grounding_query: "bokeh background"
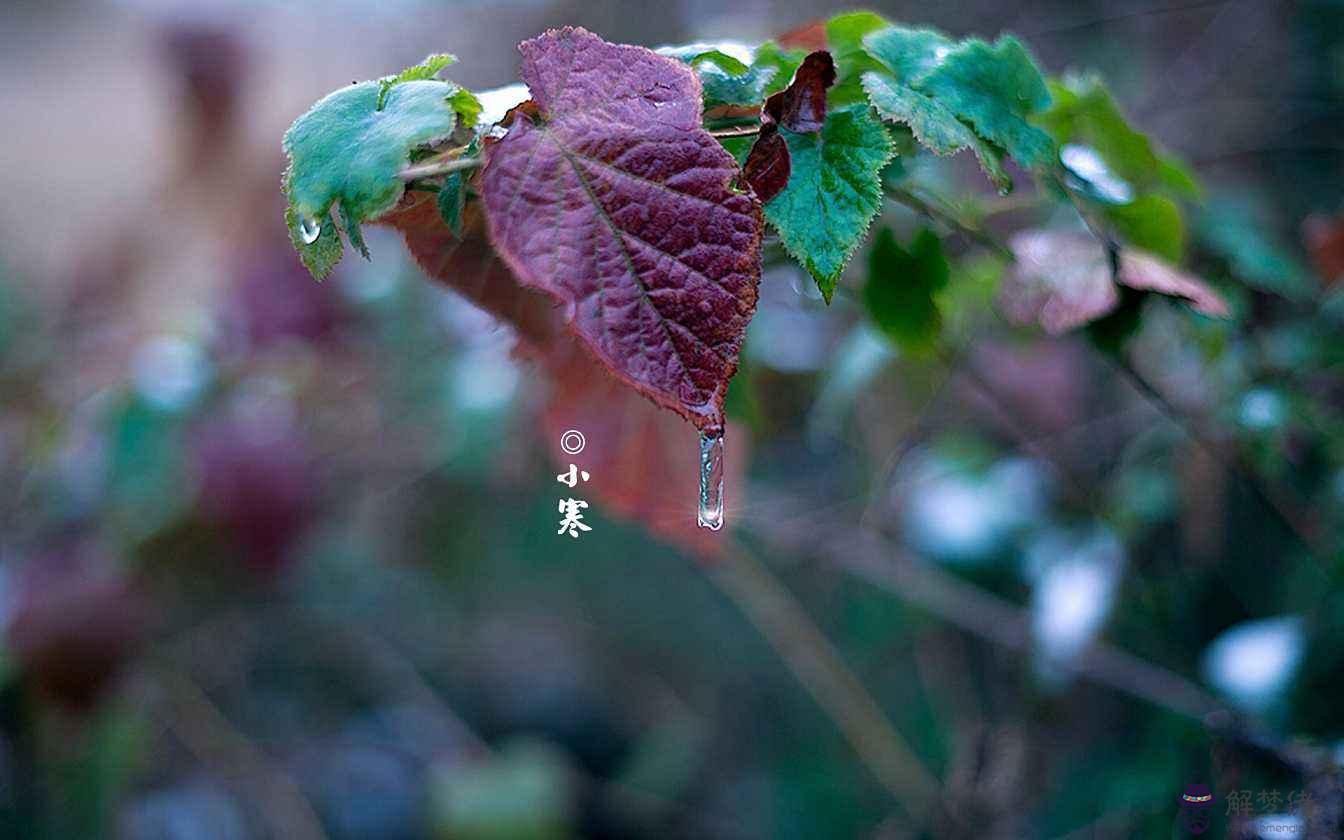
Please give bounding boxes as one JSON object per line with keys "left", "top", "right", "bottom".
{"left": 2, "top": 0, "right": 1344, "bottom": 837}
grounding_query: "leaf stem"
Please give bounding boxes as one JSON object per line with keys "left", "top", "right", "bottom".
{"left": 886, "top": 187, "right": 1014, "bottom": 260}
{"left": 708, "top": 125, "right": 762, "bottom": 139}
{"left": 397, "top": 155, "right": 482, "bottom": 181}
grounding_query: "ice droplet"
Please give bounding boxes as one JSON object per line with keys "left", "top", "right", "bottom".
{"left": 697, "top": 430, "right": 725, "bottom": 531}
{"left": 299, "top": 216, "right": 322, "bottom": 245}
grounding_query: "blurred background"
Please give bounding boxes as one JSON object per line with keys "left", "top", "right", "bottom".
{"left": 1, "top": 0, "right": 1344, "bottom": 837}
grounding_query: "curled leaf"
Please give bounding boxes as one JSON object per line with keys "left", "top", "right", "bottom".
{"left": 999, "top": 230, "right": 1228, "bottom": 334}
{"left": 377, "top": 53, "right": 456, "bottom": 109}
{"left": 283, "top": 77, "right": 463, "bottom": 276}
{"left": 480, "top": 28, "right": 762, "bottom": 432}
{"left": 741, "top": 123, "right": 791, "bottom": 202}
{"left": 763, "top": 50, "right": 835, "bottom": 133}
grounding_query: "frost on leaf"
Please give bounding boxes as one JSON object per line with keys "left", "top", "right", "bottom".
{"left": 480, "top": 27, "right": 763, "bottom": 432}
{"left": 999, "top": 230, "right": 1228, "bottom": 335}
{"left": 282, "top": 73, "right": 465, "bottom": 278}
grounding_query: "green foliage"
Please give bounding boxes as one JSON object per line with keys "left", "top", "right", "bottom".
{"left": 914, "top": 36, "right": 1054, "bottom": 169}
{"left": 283, "top": 77, "right": 465, "bottom": 276}
{"left": 862, "top": 72, "right": 1011, "bottom": 192}
{"left": 862, "top": 25, "right": 1053, "bottom": 190}
{"left": 450, "top": 87, "right": 484, "bottom": 127}
{"left": 377, "top": 53, "right": 457, "bottom": 109}
{"left": 1038, "top": 75, "right": 1198, "bottom": 200}
{"left": 824, "top": 11, "right": 890, "bottom": 103}
{"left": 751, "top": 41, "right": 808, "bottom": 95}
{"left": 762, "top": 104, "right": 894, "bottom": 301}
{"left": 666, "top": 44, "right": 802, "bottom": 110}
{"left": 864, "top": 227, "right": 949, "bottom": 354}
{"left": 437, "top": 171, "right": 465, "bottom": 237}
{"left": 284, "top": 202, "right": 343, "bottom": 280}
{"left": 1106, "top": 193, "right": 1186, "bottom": 262}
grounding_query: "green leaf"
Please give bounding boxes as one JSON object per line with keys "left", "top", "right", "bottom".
{"left": 438, "top": 170, "right": 465, "bottom": 237}
{"left": 284, "top": 202, "right": 343, "bottom": 280}
{"left": 862, "top": 72, "right": 1010, "bottom": 192}
{"left": 752, "top": 41, "right": 808, "bottom": 95}
{"left": 863, "top": 26, "right": 953, "bottom": 84}
{"left": 914, "top": 35, "right": 1054, "bottom": 169}
{"left": 382, "top": 53, "right": 456, "bottom": 86}
{"left": 283, "top": 78, "right": 461, "bottom": 276}
{"left": 449, "top": 87, "right": 483, "bottom": 127}
{"left": 339, "top": 201, "right": 369, "bottom": 259}
{"left": 864, "top": 227, "right": 948, "bottom": 354}
{"left": 662, "top": 44, "right": 792, "bottom": 111}
{"left": 1198, "top": 199, "right": 1313, "bottom": 299}
{"left": 1106, "top": 193, "right": 1185, "bottom": 262}
{"left": 1037, "top": 75, "right": 1199, "bottom": 200}
{"left": 824, "top": 11, "right": 890, "bottom": 104}
{"left": 764, "top": 104, "right": 894, "bottom": 301}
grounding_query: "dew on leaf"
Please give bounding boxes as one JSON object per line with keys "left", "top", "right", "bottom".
{"left": 299, "top": 215, "right": 322, "bottom": 245}
{"left": 698, "top": 429, "right": 725, "bottom": 531}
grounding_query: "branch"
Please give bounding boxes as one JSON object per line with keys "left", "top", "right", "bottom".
{"left": 398, "top": 155, "right": 482, "bottom": 181}
{"left": 744, "top": 493, "right": 1222, "bottom": 720}
{"left": 708, "top": 125, "right": 762, "bottom": 138}
{"left": 153, "top": 664, "right": 329, "bottom": 840}
{"left": 886, "top": 187, "right": 1014, "bottom": 260}
{"left": 706, "top": 545, "right": 946, "bottom": 822}
{"left": 1111, "top": 354, "right": 1332, "bottom": 561}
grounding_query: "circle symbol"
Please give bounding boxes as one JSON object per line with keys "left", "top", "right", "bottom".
{"left": 560, "top": 429, "right": 586, "bottom": 455}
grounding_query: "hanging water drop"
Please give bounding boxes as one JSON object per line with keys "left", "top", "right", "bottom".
{"left": 299, "top": 215, "right": 322, "bottom": 245}
{"left": 697, "top": 429, "right": 725, "bottom": 531}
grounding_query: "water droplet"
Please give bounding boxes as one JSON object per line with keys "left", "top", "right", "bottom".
{"left": 697, "top": 430, "right": 725, "bottom": 530}
{"left": 299, "top": 216, "right": 322, "bottom": 245}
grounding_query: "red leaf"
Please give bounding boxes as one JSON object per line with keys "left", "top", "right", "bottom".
{"left": 480, "top": 27, "right": 762, "bottom": 433}
{"left": 377, "top": 193, "right": 560, "bottom": 350}
{"left": 777, "top": 20, "right": 828, "bottom": 52}
{"left": 1303, "top": 213, "right": 1344, "bottom": 286}
{"left": 1116, "top": 249, "right": 1229, "bottom": 319}
{"left": 763, "top": 50, "right": 834, "bottom": 134}
{"left": 541, "top": 340, "right": 747, "bottom": 560}
{"left": 742, "top": 124, "right": 791, "bottom": 202}
{"left": 1000, "top": 231, "right": 1228, "bottom": 334}
{"left": 377, "top": 192, "right": 745, "bottom": 555}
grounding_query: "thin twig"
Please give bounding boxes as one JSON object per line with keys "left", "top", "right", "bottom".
{"left": 1111, "top": 354, "right": 1331, "bottom": 561}
{"left": 708, "top": 124, "right": 762, "bottom": 138}
{"left": 706, "top": 545, "right": 945, "bottom": 822}
{"left": 745, "top": 494, "right": 1223, "bottom": 720}
{"left": 153, "top": 664, "right": 329, "bottom": 840}
{"left": 886, "top": 187, "right": 1014, "bottom": 260}
{"left": 398, "top": 155, "right": 482, "bottom": 181}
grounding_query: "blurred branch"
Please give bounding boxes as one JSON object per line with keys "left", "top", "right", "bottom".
{"left": 744, "top": 493, "right": 1222, "bottom": 720}
{"left": 886, "top": 187, "right": 1014, "bottom": 260}
{"left": 1111, "top": 354, "right": 1332, "bottom": 561}
{"left": 152, "top": 664, "right": 329, "bottom": 840}
{"left": 708, "top": 545, "right": 946, "bottom": 823}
